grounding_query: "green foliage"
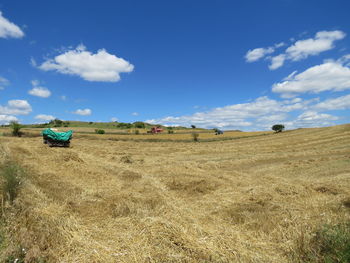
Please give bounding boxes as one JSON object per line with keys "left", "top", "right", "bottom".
{"left": 192, "top": 132, "right": 199, "bottom": 142}
{"left": 1, "top": 162, "right": 23, "bottom": 204}
{"left": 134, "top": 129, "right": 140, "bottom": 135}
{"left": 95, "top": 129, "right": 105, "bottom": 134}
{"left": 10, "top": 121, "right": 22, "bottom": 137}
{"left": 191, "top": 125, "right": 196, "bottom": 129}
{"left": 116, "top": 122, "right": 132, "bottom": 129}
{"left": 133, "top": 122, "right": 145, "bottom": 129}
{"left": 301, "top": 223, "right": 350, "bottom": 262}
{"left": 272, "top": 124, "right": 285, "bottom": 133}
{"left": 168, "top": 130, "right": 174, "bottom": 134}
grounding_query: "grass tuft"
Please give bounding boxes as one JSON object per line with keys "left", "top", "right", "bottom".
{"left": 0, "top": 162, "right": 23, "bottom": 204}
{"left": 299, "top": 222, "right": 350, "bottom": 263}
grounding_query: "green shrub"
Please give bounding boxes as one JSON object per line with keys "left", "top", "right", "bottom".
{"left": 192, "top": 132, "right": 199, "bottom": 142}
{"left": 1, "top": 162, "right": 23, "bottom": 204}
{"left": 133, "top": 122, "right": 145, "bottom": 129}
{"left": 134, "top": 129, "right": 140, "bottom": 135}
{"left": 95, "top": 129, "right": 105, "bottom": 134}
{"left": 10, "top": 121, "right": 22, "bottom": 137}
{"left": 168, "top": 130, "right": 174, "bottom": 134}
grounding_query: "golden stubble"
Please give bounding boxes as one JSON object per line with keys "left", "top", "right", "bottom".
{"left": 0, "top": 124, "right": 349, "bottom": 262}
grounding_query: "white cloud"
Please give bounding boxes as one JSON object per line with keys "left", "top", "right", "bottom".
{"left": 0, "top": 76, "right": 9, "bottom": 90}
{"left": 269, "top": 54, "right": 286, "bottom": 70}
{"left": 248, "top": 30, "right": 346, "bottom": 70}
{"left": 146, "top": 96, "right": 312, "bottom": 130}
{"left": 0, "top": 11, "right": 24, "bottom": 38}
{"left": 285, "top": 30, "right": 345, "bottom": 62}
{"left": 313, "top": 94, "right": 350, "bottom": 111}
{"left": 275, "top": 42, "right": 285, "bottom": 48}
{"left": 245, "top": 47, "right": 275, "bottom": 62}
{"left": 132, "top": 112, "right": 139, "bottom": 116}
{"left": 29, "top": 87, "right": 51, "bottom": 98}
{"left": 73, "top": 108, "right": 92, "bottom": 116}
{"left": 272, "top": 57, "right": 350, "bottom": 96}
{"left": 35, "top": 114, "right": 55, "bottom": 122}
{"left": 285, "top": 111, "right": 339, "bottom": 129}
{"left": 0, "top": 114, "right": 18, "bottom": 124}
{"left": 145, "top": 95, "right": 348, "bottom": 131}
{"left": 38, "top": 44, "right": 134, "bottom": 82}
{"left": 60, "top": 95, "right": 67, "bottom": 101}
{"left": 28, "top": 80, "right": 51, "bottom": 98}
{"left": 111, "top": 117, "right": 118, "bottom": 122}
{"left": 0, "top": 100, "right": 32, "bottom": 115}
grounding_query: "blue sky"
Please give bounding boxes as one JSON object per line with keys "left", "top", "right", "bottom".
{"left": 0, "top": 0, "right": 350, "bottom": 130}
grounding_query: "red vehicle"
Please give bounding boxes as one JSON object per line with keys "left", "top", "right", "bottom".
{"left": 149, "top": 126, "right": 163, "bottom": 134}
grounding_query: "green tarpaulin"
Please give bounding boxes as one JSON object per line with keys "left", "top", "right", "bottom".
{"left": 42, "top": 128, "right": 73, "bottom": 142}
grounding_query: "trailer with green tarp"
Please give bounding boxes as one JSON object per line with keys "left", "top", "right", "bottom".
{"left": 42, "top": 128, "right": 73, "bottom": 147}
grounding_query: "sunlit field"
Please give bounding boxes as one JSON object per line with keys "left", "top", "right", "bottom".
{"left": 0, "top": 124, "right": 349, "bottom": 262}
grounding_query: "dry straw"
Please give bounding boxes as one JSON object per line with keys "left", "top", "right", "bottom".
{"left": 0, "top": 124, "right": 349, "bottom": 262}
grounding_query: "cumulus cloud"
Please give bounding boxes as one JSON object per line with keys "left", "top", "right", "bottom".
{"left": 285, "top": 30, "right": 345, "bottom": 62}
{"left": 111, "top": 117, "right": 118, "bottom": 122}
{"left": 0, "top": 11, "right": 24, "bottom": 38}
{"left": 272, "top": 56, "right": 350, "bottom": 97}
{"left": 312, "top": 94, "right": 350, "bottom": 111}
{"left": 28, "top": 80, "right": 51, "bottom": 98}
{"left": 0, "top": 76, "right": 9, "bottom": 90}
{"left": 38, "top": 44, "right": 134, "bottom": 82}
{"left": 269, "top": 54, "right": 286, "bottom": 70}
{"left": 245, "top": 47, "right": 274, "bottom": 62}
{"left": 73, "top": 108, "right": 92, "bottom": 116}
{"left": 0, "top": 100, "right": 32, "bottom": 115}
{"left": 248, "top": 30, "right": 346, "bottom": 70}
{"left": 35, "top": 114, "right": 55, "bottom": 122}
{"left": 131, "top": 112, "right": 139, "bottom": 116}
{"left": 145, "top": 94, "right": 348, "bottom": 131}
{"left": 0, "top": 114, "right": 18, "bottom": 124}
{"left": 146, "top": 96, "right": 314, "bottom": 130}
{"left": 285, "top": 111, "right": 339, "bottom": 129}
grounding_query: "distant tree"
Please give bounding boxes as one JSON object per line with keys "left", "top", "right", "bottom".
{"left": 272, "top": 124, "right": 285, "bottom": 133}
{"left": 191, "top": 125, "right": 196, "bottom": 129}
{"left": 49, "top": 118, "right": 63, "bottom": 127}
{"left": 89, "top": 122, "right": 93, "bottom": 125}
{"left": 10, "top": 121, "right": 22, "bottom": 137}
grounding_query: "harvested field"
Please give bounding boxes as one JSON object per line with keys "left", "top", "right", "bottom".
{"left": 0, "top": 124, "right": 349, "bottom": 262}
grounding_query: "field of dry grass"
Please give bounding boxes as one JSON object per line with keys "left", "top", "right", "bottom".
{"left": 0, "top": 124, "right": 349, "bottom": 262}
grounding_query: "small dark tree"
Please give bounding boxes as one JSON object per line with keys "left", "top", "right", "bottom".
{"left": 191, "top": 125, "right": 196, "bottom": 129}
{"left": 272, "top": 124, "right": 285, "bottom": 133}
